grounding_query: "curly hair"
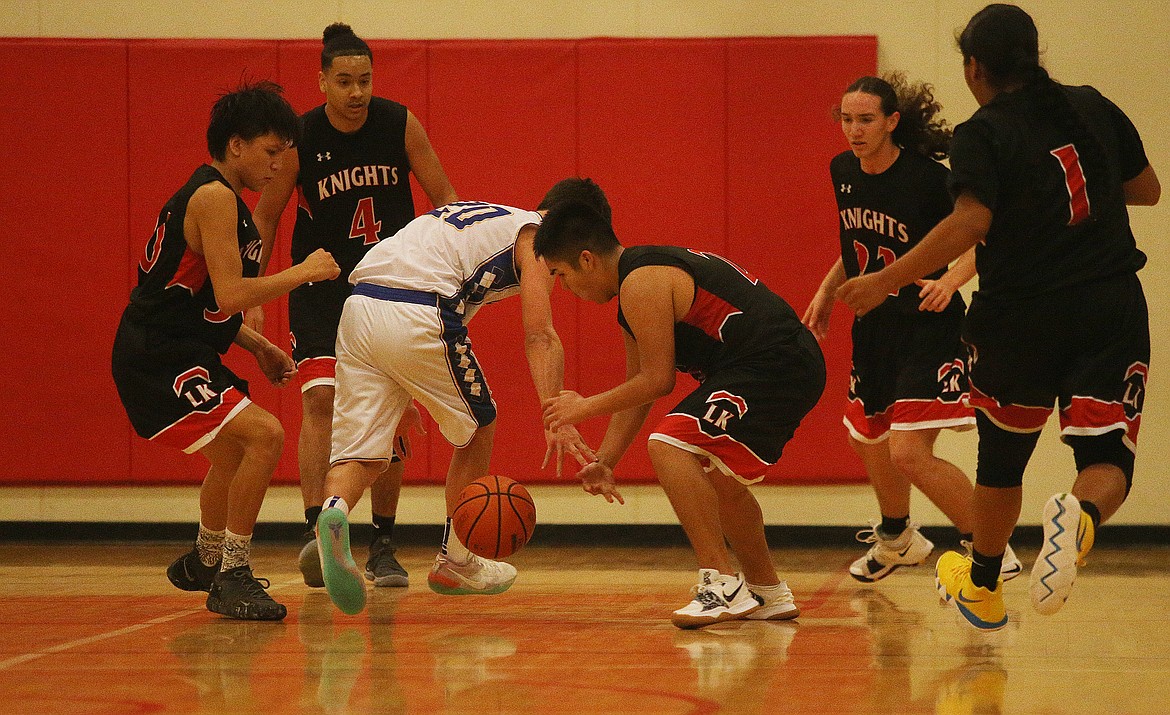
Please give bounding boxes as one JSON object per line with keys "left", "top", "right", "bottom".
{"left": 836, "top": 73, "right": 953, "bottom": 160}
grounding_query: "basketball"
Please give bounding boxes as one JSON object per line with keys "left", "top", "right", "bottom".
{"left": 451, "top": 475, "right": 536, "bottom": 559}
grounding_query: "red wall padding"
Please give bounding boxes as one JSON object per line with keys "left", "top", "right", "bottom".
{"left": 0, "top": 36, "right": 875, "bottom": 486}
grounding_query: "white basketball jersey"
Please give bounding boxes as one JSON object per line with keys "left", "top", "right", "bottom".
{"left": 349, "top": 202, "right": 541, "bottom": 323}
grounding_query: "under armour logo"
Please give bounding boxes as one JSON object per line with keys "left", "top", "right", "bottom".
{"left": 840, "top": 184, "right": 852, "bottom": 193}
{"left": 317, "top": 152, "right": 331, "bottom": 161}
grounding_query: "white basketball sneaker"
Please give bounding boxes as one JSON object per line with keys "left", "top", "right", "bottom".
{"left": 427, "top": 552, "right": 517, "bottom": 596}
{"left": 849, "top": 523, "right": 934, "bottom": 582}
{"left": 745, "top": 581, "right": 800, "bottom": 620}
{"left": 672, "top": 569, "right": 760, "bottom": 629}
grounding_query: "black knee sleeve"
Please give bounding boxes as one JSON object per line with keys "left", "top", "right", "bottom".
{"left": 974, "top": 411, "right": 1041, "bottom": 488}
{"left": 1066, "top": 431, "right": 1135, "bottom": 495}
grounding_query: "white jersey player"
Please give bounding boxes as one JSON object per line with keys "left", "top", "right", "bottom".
{"left": 313, "top": 182, "right": 608, "bottom": 615}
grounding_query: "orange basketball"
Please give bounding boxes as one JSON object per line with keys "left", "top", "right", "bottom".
{"left": 451, "top": 475, "right": 536, "bottom": 559}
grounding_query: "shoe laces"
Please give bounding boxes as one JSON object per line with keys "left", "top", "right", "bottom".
{"left": 229, "top": 568, "right": 274, "bottom": 600}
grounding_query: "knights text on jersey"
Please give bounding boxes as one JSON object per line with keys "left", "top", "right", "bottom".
{"left": 126, "top": 164, "right": 259, "bottom": 354}
{"left": 349, "top": 202, "right": 541, "bottom": 324}
{"left": 616, "top": 245, "right": 806, "bottom": 378}
{"left": 292, "top": 97, "right": 415, "bottom": 273}
{"left": 948, "top": 83, "right": 1149, "bottom": 299}
{"left": 830, "top": 149, "right": 957, "bottom": 314}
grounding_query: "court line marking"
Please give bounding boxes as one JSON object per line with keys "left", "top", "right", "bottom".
{"left": 0, "top": 578, "right": 303, "bottom": 672}
{"left": 0, "top": 607, "right": 206, "bottom": 671}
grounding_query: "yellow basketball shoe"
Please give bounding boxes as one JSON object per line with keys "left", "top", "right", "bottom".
{"left": 935, "top": 551, "right": 1008, "bottom": 631}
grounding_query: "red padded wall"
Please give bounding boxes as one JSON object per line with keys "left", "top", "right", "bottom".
{"left": 0, "top": 40, "right": 130, "bottom": 483}
{"left": 0, "top": 36, "right": 875, "bottom": 486}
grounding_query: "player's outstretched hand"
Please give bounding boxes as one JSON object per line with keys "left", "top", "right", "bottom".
{"left": 542, "top": 390, "right": 588, "bottom": 431}
{"left": 302, "top": 248, "right": 341, "bottom": 283}
{"left": 392, "top": 402, "right": 426, "bottom": 461}
{"left": 255, "top": 341, "right": 297, "bottom": 387}
{"left": 542, "top": 425, "right": 596, "bottom": 478}
{"left": 802, "top": 290, "right": 834, "bottom": 341}
{"left": 575, "top": 460, "right": 624, "bottom": 505}
{"left": 915, "top": 278, "right": 955, "bottom": 312}
{"left": 836, "top": 273, "right": 890, "bottom": 317}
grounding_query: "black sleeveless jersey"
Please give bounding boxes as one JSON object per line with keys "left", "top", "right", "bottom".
{"left": 616, "top": 245, "right": 805, "bottom": 380}
{"left": 830, "top": 149, "right": 959, "bottom": 315}
{"left": 292, "top": 97, "right": 415, "bottom": 275}
{"left": 949, "top": 83, "right": 1149, "bottom": 301}
{"left": 126, "top": 164, "right": 260, "bottom": 354}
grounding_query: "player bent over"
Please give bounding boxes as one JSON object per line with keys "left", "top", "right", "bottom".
{"left": 536, "top": 194, "right": 826, "bottom": 629}
{"left": 313, "top": 179, "right": 604, "bottom": 614}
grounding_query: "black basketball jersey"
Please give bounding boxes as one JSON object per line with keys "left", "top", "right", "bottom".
{"left": 126, "top": 164, "right": 259, "bottom": 354}
{"left": 831, "top": 149, "right": 958, "bottom": 315}
{"left": 292, "top": 97, "right": 415, "bottom": 274}
{"left": 616, "top": 245, "right": 805, "bottom": 380}
{"left": 949, "top": 83, "right": 1149, "bottom": 300}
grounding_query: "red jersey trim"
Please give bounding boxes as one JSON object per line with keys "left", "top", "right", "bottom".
{"left": 682, "top": 288, "right": 741, "bottom": 342}
{"left": 298, "top": 356, "right": 337, "bottom": 392}
{"left": 651, "top": 413, "right": 770, "bottom": 482}
{"left": 151, "top": 388, "right": 250, "bottom": 454}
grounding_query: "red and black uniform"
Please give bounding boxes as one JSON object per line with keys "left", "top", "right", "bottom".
{"left": 112, "top": 164, "right": 259, "bottom": 452}
{"left": 617, "top": 245, "right": 825, "bottom": 482}
{"left": 951, "top": 83, "right": 1150, "bottom": 449}
{"left": 831, "top": 149, "right": 975, "bottom": 441}
{"left": 290, "top": 97, "right": 416, "bottom": 388}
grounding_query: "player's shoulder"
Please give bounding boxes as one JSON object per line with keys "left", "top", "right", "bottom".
{"left": 369, "top": 96, "right": 408, "bottom": 117}
{"left": 187, "top": 178, "right": 237, "bottom": 215}
{"left": 830, "top": 150, "right": 859, "bottom": 175}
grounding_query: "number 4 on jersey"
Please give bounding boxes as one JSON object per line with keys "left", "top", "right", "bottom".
{"left": 349, "top": 196, "right": 383, "bottom": 245}
{"left": 1050, "top": 144, "right": 1091, "bottom": 225}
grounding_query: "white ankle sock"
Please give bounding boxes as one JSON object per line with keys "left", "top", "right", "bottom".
{"left": 221, "top": 529, "right": 252, "bottom": 571}
{"left": 323, "top": 496, "right": 350, "bottom": 515}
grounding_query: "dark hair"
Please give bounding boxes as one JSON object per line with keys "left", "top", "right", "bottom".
{"left": 533, "top": 201, "right": 621, "bottom": 267}
{"left": 959, "top": 3, "right": 1109, "bottom": 220}
{"left": 537, "top": 177, "right": 613, "bottom": 224}
{"left": 321, "top": 22, "right": 372, "bottom": 70}
{"left": 837, "top": 74, "right": 952, "bottom": 160}
{"left": 206, "top": 79, "right": 300, "bottom": 161}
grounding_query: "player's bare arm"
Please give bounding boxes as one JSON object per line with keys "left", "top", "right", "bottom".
{"left": 838, "top": 192, "right": 990, "bottom": 316}
{"left": 916, "top": 246, "right": 977, "bottom": 312}
{"left": 187, "top": 182, "right": 340, "bottom": 316}
{"left": 234, "top": 323, "right": 297, "bottom": 387}
{"left": 515, "top": 227, "right": 595, "bottom": 475}
{"left": 1124, "top": 164, "right": 1161, "bottom": 206}
{"left": 404, "top": 111, "right": 458, "bottom": 208}
{"left": 253, "top": 145, "right": 300, "bottom": 260}
{"left": 803, "top": 257, "right": 845, "bottom": 340}
{"left": 543, "top": 265, "right": 682, "bottom": 428}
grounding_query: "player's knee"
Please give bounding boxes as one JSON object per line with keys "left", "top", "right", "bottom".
{"left": 887, "top": 438, "right": 931, "bottom": 482}
{"left": 245, "top": 413, "right": 285, "bottom": 464}
{"left": 973, "top": 411, "right": 1038, "bottom": 489}
{"left": 1067, "top": 431, "right": 1135, "bottom": 494}
{"left": 302, "top": 386, "right": 335, "bottom": 423}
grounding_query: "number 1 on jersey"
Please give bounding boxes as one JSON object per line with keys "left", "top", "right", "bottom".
{"left": 1050, "top": 144, "right": 1091, "bottom": 226}
{"left": 350, "top": 196, "right": 382, "bottom": 245}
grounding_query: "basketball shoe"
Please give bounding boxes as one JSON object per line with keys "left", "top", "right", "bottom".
{"left": 167, "top": 548, "right": 220, "bottom": 592}
{"left": 935, "top": 551, "right": 1007, "bottom": 631}
{"left": 317, "top": 507, "right": 367, "bottom": 615}
{"left": 427, "top": 552, "right": 517, "bottom": 596}
{"left": 1029, "top": 493, "right": 1094, "bottom": 615}
{"left": 960, "top": 540, "right": 1023, "bottom": 581}
{"left": 849, "top": 523, "right": 934, "bottom": 582}
{"left": 366, "top": 536, "right": 409, "bottom": 587}
{"left": 205, "top": 566, "right": 287, "bottom": 621}
{"left": 672, "top": 569, "right": 761, "bottom": 629}
{"left": 744, "top": 581, "right": 800, "bottom": 620}
{"left": 299, "top": 536, "right": 325, "bottom": 588}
